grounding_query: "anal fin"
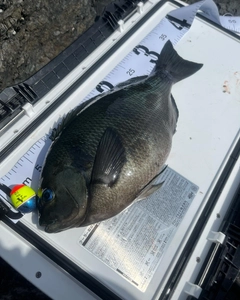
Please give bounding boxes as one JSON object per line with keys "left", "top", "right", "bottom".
{"left": 135, "top": 165, "right": 168, "bottom": 201}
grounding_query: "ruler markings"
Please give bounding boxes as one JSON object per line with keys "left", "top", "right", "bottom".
{"left": 23, "top": 155, "right": 33, "bottom": 164}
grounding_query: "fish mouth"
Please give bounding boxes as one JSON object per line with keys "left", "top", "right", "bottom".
{"left": 39, "top": 216, "right": 58, "bottom": 233}
{"left": 45, "top": 223, "right": 63, "bottom": 233}
{"left": 41, "top": 212, "right": 86, "bottom": 233}
{"left": 38, "top": 202, "right": 86, "bottom": 233}
{"left": 39, "top": 217, "right": 72, "bottom": 233}
{"left": 38, "top": 182, "right": 87, "bottom": 233}
{"left": 44, "top": 221, "right": 58, "bottom": 233}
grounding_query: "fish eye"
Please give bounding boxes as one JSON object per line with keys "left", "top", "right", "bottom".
{"left": 42, "top": 188, "right": 55, "bottom": 202}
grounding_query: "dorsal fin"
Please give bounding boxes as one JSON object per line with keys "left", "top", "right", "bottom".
{"left": 50, "top": 75, "right": 150, "bottom": 142}
{"left": 115, "top": 75, "right": 148, "bottom": 89}
{"left": 50, "top": 97, "right": 96, "bottom": 141}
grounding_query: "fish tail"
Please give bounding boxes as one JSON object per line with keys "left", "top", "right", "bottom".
{"left": 156, "top": 40, "right": 203, "bottom": 83}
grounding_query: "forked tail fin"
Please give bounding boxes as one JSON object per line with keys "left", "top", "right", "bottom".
{"left": 156, "top": 40, "right": 203, "bottom": 83}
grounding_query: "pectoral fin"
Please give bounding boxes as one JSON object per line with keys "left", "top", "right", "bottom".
{"left": 91, "top": 127, "right": 126, "bottom": 187}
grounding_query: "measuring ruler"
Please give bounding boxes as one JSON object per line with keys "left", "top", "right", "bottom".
{"left": 0, "top": 0, "right": 240, "bottom": 219}
{"left": 67, "top": 0, "right": 240, "bottom": 100}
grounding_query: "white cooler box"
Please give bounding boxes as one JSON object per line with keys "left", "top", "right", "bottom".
{"left": 0, "top": 0, "right": 240, "bottom": 299}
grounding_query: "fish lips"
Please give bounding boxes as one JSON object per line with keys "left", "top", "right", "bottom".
{"left": 38, "top": 203, "right": 85, "bottom": 233}
{"left": 39, "top": 217, "right": 59, "bottom": 233}
{"left": 38, "top": 186, "right": 87, "bottom": 233}
{"left": 39, "top": 216, "right": 77, "bottom": 233}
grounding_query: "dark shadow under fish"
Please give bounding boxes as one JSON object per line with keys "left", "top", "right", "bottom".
{"left": 37, "top": 40, "right": 203, "bottom": 233}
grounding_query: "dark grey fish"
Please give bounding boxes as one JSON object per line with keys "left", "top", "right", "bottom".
{"left": 37, "top": 41, "right": 203, "bottom": 233}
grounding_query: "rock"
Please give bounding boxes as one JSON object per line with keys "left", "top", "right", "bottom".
{"left": 0, "top": 0, "right": 237, "bottom": 92}
{"left": 0, "top": 0, "right": 102, "bottom": 92}
{"left": 185, "top": 0, "right": 240, "bottom": 15}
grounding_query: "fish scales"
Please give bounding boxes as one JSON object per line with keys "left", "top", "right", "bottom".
{"left": 84, "top": 82, "right": 175, "bottom": 224}
{"left": 38, "top": 41, "right": 203, "bottom": 233}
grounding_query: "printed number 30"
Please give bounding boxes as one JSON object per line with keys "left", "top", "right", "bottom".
{"left": 159, "top": 34, "right": 167, "bottom": 40}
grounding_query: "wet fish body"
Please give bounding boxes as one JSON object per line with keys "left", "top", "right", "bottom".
{"left": 38, "top": 41, "right": 203, "bottom": 233}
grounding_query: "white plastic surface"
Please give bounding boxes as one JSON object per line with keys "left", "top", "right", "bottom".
{"left": 207, "top": 231, "right": 226, "bottom": 244}
{"left": 0, "top": 1, "right": 240, "bottom": 300}
{"left": 184, "top": 281, "right": 202, "bottom": 298}
{"left": 0, "top": 223, "right": 99, "bottom": 300}
{"left": 171, "top": 153, "right": 240, "bottom": 300}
